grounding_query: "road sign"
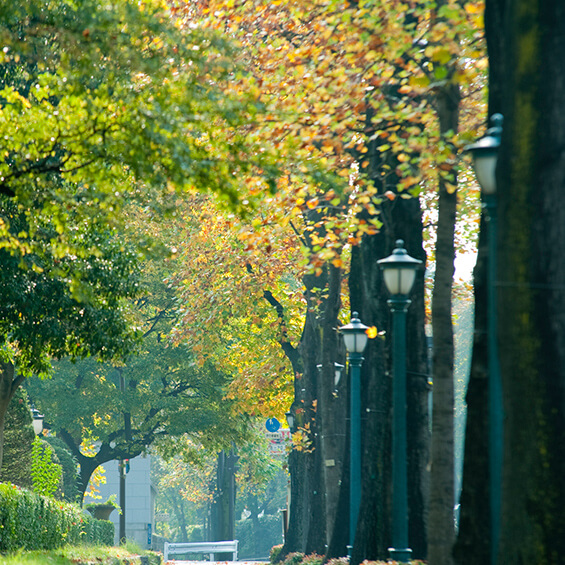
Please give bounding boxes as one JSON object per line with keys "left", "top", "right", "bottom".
{"left": 266, "top": 418, "right": 281, "bottom": 432}
{"left": 266, "top": 429, "right": 291, "bottom": 457}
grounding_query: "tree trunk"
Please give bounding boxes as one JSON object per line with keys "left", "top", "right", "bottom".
{"left": 282, "top": 438, "right": 308, "bottom": 556}
{"left": 454, "top": 0, "right": 504, "bottom": 560}
{"left": 211, "top": 449, "right": 237, "bottom": 549}
{"left": 282, "top": 267, "right": 327, "bottom": 557}
{"left": 496, "top": 1, "right": 565, "bottom": 561}
{"left": 318, "top": 263, "right": 347, "bottom": 550}
{"left": 458, "top": 1, "right": 565, "bottom": 562}
{"left": 428, "top": 79, "right": 460, "bottom": 565}
{"left": 453, "top": 225, "right": 490, "bottom": 565}
{"left": 169, "top": 492, "right": 190, "bottom": 542}
{"left": 349, "top": 195, "right": 429, "bottom": 563}
{"left": 302, "top": 269, "right": 328, "bottom": 555}
{"left": 249, "top": 495, "right": 260, "bottom": 557}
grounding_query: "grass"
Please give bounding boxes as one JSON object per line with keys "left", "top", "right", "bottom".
{"left": 0, "top": 545, "right": 156, "bottom": 565}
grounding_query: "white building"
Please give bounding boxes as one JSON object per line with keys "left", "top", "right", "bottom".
{"left": 84, "top": 454, "right": 157, "bottom": 549}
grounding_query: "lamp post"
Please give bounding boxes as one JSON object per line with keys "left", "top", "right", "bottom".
{"left": 465, "top": 113, "right": 503, "bottom": 565}
{"left": 378, "top": 239, "right": 422, "bottom": 564}
{"left": 340, "top": 312, "right": 369, "bottom": 555}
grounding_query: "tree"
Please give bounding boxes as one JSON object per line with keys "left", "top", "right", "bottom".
{"left": 0, "top": 0, "right": 279, "bottom": 469}
{"left": 173, "top": 2, "right": 488, "bottom": 561}
{"left": 28, "top": 271, "right": 251, "bottom": 501}
{"left": 151, "top": 430, "right": 283, "bottom": 548}
{"left": 456, "top": 0, "right": 565, "bottom": 563}
{"left": 152, "top": 443, "right": 217, "bottom": 543}
{"left": 0, "top": 212, "right": 141, "bottom": 469}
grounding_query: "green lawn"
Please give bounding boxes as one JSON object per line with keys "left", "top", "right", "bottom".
{"left": 0, "top": 545, "right": 159, "bottom": 565}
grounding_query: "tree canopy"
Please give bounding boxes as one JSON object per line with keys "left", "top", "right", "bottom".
{"left": 27, "top": 258, "right": 252, "bottom": 499}
{"left": 0, "top": 0, "right": 283, "bottom": 468}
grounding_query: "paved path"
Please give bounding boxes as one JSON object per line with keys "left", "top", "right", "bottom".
{"left": 164, "top": 562, "right": 269, "bottom": 565}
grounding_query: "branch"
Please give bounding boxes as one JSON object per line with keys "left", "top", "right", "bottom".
{"left": 245, "top": 262, "right": 301, "bottom": 371}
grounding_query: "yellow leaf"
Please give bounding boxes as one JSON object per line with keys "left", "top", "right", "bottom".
{"left": 465, "top": 2, "right": 483, "bottom": 14}
{"left": 366, "top": 326, "right": 378, "bottom": 339}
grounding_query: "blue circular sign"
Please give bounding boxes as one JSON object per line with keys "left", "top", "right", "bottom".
{"left": 266, "top": 418, "right": 281, "bottom": 432}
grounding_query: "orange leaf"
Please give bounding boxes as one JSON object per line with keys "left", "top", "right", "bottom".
{"left": 366, "top": 326, "right": 378, "bottom": 339}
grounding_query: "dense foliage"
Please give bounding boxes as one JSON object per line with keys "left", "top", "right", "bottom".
{"left": 1, "top": 388, "right": 34, "bottom": 488}
{"left": 0, "top": 483, "right": 113, "bottom": 550}
{"left": 31, "top": 437, "right": 63, "bottom": 498}
{"left": 0, "top": 0, "right": 279, "bottom": 468}
{"left": 44, "top": 437, "right": 81, "bottom": 503}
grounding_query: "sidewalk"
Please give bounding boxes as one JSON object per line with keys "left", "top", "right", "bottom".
{"left": 164, "top": 562, "right": 269, "bottom": 565}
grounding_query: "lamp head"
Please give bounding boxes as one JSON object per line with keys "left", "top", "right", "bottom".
{"left": 465, "top": 113, "right": 503, "bottom": 195}
{"left": 31, "top": 407, "right": 44, "bottom": 435}
{"left": 285, "top": 411, "right": 295, "bottom": 430}
{"left": 340, "top": 312, "right": 369, "bottom": 354}
{"left": 377, "top": 240, "right": 422, "bottom": 296}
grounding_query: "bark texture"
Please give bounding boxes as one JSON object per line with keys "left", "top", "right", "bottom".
{"left": 457, "top": 0, "right": 565, "bottom": 563}
{"left": 497, "top": 1, "right": 565, "bottom": 561}
{"left": 318, "top": 263, "right": 347, "bottom": 550}
{"left": 428, "top": 75, "right": 460, "bottom": 565}
{"left": 349, "top": 196, "right": 429, "bottom": 563}
{"left": 453, "top": 0, "right": 504, "bottom": 560}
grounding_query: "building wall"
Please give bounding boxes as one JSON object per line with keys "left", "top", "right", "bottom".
{"left": 84, "top": 454, "right": 156, "bottom": 549}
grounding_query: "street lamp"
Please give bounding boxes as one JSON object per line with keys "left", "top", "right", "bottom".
{"left": 378, "top": 239, "right": 422, "bottom": 564}
{"left": 466, "top": 113, "right": 503, "bottom": 565}
{"left": 31, "top": 406, "right": 44, "bottom": 435}
{"left": 465, "top": 114, "right": 503, "bottom": 198}
{"left": 340, "top": 312, "right": 369, "bottom": 555}
{"left": 285, "top": 411, "right": 295, "bottom": 431}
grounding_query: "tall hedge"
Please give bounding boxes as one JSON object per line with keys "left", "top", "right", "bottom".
{"left": 45, "top": 437, "right": 81, "bottom": 502}
{"left": 1, "top": 389, "right": 35, "bottom": 488}
{"left": 0, "top": 483, "right": 113, "bottom": 550}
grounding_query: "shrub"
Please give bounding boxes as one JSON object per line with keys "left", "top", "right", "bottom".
{"left": 362, "top": 561, "right": 428, "bottom": 565}
{"left": 326, "top": 559, "right": 349, "bottom": 565}
{"left": 31, "top": 438, "right": 63, "bottom": 498}
{"left": 1, "top": 388, "right": 34, "bottom": 489}
{"left": 301, "top": 554, "right": 325, "bottom": 565}
{"left": 270, "top": 544, "right": 283, "bottom": 563}
{"left": 45, "top": 437, "right": 81, "bottom": 502}
{"left": 282, "top": 552, "right": 306, "bottom": 565}
{"left": 0, "top": 482, "right": 114, "bottom": 551}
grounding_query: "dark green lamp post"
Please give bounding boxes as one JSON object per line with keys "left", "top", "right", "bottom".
{"left": 466, "top": 113, "right": 503, "bottom": 565}
{"left": 378, "top": 239, "right": 422, "bottom": 564}
{"left": 340, "top": 312, "right": 369, "bottom": 555}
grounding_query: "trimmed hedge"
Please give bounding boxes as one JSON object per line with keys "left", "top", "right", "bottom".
{"left": 0, "top": 483, "right": 114, "bottom": 551}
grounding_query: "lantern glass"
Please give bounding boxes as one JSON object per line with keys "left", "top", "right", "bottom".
{"left": 286, "top": 411, "right": 295, "bottom": 430}
{"left": 383, "top": 267, "right": 417, "bottom": 296}
{"left": 342, "top": 331, "right": 368, "bottom": 354}
{"left": 32, "top": 415, "right": 44, "bottom": 435}
{"left": 473, "top": 152, "right": 497, "bottom": 195}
